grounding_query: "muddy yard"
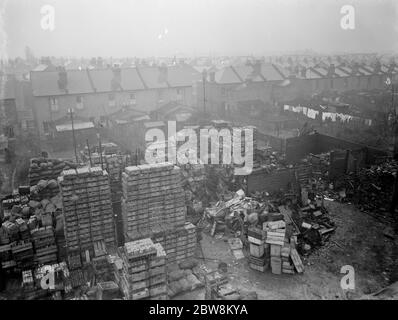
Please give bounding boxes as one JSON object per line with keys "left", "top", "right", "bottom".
{"left": 177, "top": 200, "right": 398, "bottom": 300}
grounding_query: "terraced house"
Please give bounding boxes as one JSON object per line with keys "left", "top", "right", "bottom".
{"left": 29, "top": 64, "right": 200, "bottom": 137}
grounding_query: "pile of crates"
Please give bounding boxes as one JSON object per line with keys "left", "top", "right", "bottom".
{"left": 263, "top": 219, "right": 304, "bottom": 275}
{"left": 59, "top": 167, "right": 116, "bottom": 266}
{"left": 118, "top": 239, "right": 167, "bottom": 300}
{"left": 31, "top": 226, "right": 58, "bottom": 265}
{"left": 248, "top": 227, "right": 268, "bottom": 272}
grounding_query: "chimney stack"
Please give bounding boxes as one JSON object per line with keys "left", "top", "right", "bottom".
{"left": 57, "top": 66, "right": 68, "bottom": 91}
{"left": 328, "top": 64, "right": 336, "bottom": 77}
{"left": 158, "top": 64, "right": 168, "bottom": 83}
{"left": 300, "top": 67, "right": 307, "bottom": 78}
{"left": 111, "top": 65, "right": 122, "bottom": 91}
{"left": 209, "top": 71, "right": 215, "bottom": 82}
{"left": 252, "top": 60, "right": 262, "bottom": 76}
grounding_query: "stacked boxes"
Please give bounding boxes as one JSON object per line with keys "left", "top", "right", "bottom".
{"left": 248, "top": 227, "right": 268, "bottom": 272}
{"left": 264, "top": 220, "right": 286, "bottom": 275}
{"left": 121, "top": 162, "right": 196, "bottom": 264}
{"left": 31, "top": 226, "right": 58, "bottom": 265}
{"left": 122, "top": 163, "right": 186, "bottom": 235}
{"left": 118, "top": 239, "right": 167, "bottom": 300}
{"left": 11, "top": 240, "right": 34, "bottom": 268}
{"left": 150, "top": 222, "right": 196, "bottom": 263}
{"left": 59, "top": 167, "right": 116, "bottom": 265}
{"left": 263, "top": 219, "right": 304, "bottom": 275}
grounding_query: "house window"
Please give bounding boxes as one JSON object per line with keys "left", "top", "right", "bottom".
{"left": 221, "top": 88, "right": 226, "bottom": 96}
{"left": 129, "top": 93, "right": 136, "bottom": 105}
{"left": 50, "top": 97, "right": 59, "bottom": 112}
{"left": 76, "top": 96, "right": 84, "bottom": 110}
{"left": 108, "top": 93, "right": 116, "bottom": 107}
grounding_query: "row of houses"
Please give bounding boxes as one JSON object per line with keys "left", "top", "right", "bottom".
{"left": 1, "top": 57, "right": 398, "bottom": 148}
{"left": 197, "top": 60, "right": 398, "bottom": 119}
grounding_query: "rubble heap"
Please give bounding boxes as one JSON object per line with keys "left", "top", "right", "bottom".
{"left": 336, "top": 160, "right": 397, "bottom": 215}
{"left": 59, "top": 167, "right": 116, "bottom": 266}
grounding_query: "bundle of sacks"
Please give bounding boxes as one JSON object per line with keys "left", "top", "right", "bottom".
{"left": 167, "top": 258, "right": 204, "bottom": 298}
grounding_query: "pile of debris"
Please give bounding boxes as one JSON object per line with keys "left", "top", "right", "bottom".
{"left": 334, "top": 160, "right": 397, "bottom": 216}
{"left": 254, "top": 147, "right": 286, "bottom": 173}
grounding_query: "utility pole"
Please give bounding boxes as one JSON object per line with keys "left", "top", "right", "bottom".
{"left": 388, "top": 80, "right": 398, "bottom": 224}
{"left": 68, "top": 108, "right": 79, "bottom": 163}
{"left": 86, "top": 139, "right": 92, "bottom": 167}
{"left": 97, "top": 127, "right": 104, "bottom": 170}
{"left": 202, "top": 70, "right": 207, "bottom": 114}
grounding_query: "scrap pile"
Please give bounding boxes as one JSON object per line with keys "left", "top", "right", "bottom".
{"left": 122, "top": 163, "right": 197, "bottom": 264}
{"left": 254, "top": 147, "right": 286, "bottom": 172}
{"left": 118, "top": 239, "right": 167, "bottom": 300}
{"left": 335, "top": 160, "right": 397, "bottom": 216}
{"left": 59, "top": 167, "right": 116, "bottom": 267}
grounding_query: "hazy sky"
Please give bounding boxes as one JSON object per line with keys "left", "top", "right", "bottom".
{"left": 1, "top": 0, "right": 398, "bottom": 58}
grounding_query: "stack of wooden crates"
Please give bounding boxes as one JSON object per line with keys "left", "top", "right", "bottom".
{"left": 118, "top": 238, "right": 167, "bottom": 300}
{"left": 122, "top": 163, "right": 186, "bottom": 234}
{"left": 58, "top": 167, "right": 116, "bottom": 267}
{"left": 248, "top": 227, "right": 268, "bottom": 272}
{"left": 121, "top": 163, "right": 196, "bottom": 263}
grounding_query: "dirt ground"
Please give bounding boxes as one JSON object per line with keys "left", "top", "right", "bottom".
{"left": 177, "top": 200, "right": 398, "bottom": 300}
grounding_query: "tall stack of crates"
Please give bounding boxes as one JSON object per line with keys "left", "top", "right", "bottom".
{"left": 263, "top": 218, "right": 304, "bottom": 275}
{"left": 31, "top": 226, "right": 58, "bottom": 265}
{"left": 118, "top": 239, "right": 167, "bottom": 300}
{"left": 264, "top": 220, "right": 286, "bottom": 275}
{"left": 248, "top": 227, "right": 268, "bottom": 272}
{"left": 59, "top": 167, "right": 116, "bottom": 266}
{"left": 121, "top": 163, "right": 186, "bottom": 235}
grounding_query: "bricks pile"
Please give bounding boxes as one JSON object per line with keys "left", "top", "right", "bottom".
{"left": 121, "top": 163, "right": 186, "bottom": 235}
{"left": 118, "top": 238, "right": 167, "bottom": 300}
{"left": 58, "top": 167, "right": 116, "bottom": 266}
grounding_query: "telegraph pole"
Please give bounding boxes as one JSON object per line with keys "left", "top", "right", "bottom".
{"left": 68, "top": 108, "right": 79, "bottom": 163}
{"left": 202, "top": 70, "right": 207, "bottom": 114}
{"left": 388, "top": 79, "right": 398, "bottom": 225}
